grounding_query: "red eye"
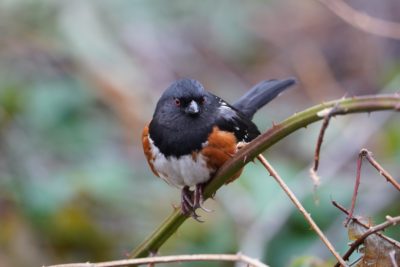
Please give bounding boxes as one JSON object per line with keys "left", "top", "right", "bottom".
{"left": 200, "top": 97, "right": 206, "bottom": 104}
{"left": 174, "top": 98, "right": 181, "bottom": 107}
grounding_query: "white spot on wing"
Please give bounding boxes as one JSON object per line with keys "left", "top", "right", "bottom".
{"left": 218, "top": 101, "right": 237, "bottom": 120}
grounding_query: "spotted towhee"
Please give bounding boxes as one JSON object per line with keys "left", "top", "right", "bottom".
{"left": 142, "top": 78, "right": 296, "bottom": 220}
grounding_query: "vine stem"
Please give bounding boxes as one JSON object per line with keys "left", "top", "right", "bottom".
{"left": 129, "top": 94, "right": 400, "bottom": 259}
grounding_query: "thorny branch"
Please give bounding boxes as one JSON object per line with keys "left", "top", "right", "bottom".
{"left": 257, "top": 154, "right": 348, "bottom": 267}
{"left": 346, "top": 148, "right": 400, "bottom": 226}
{"left": 44, "top": 253, "right": 268, "bottom": 267}
{"left": 361, "top": 149, "right": 400, "bottom": 191}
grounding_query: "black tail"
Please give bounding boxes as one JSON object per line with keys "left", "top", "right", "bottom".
{"left": 233, "top": 78, "right": 296, "bottom": 119}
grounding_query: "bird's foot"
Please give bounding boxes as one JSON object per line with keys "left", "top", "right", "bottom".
{"left": 180, "top": 186, "right": 203, "bottom": 222}
{"left": 180, "top": 184, "right": 212, "bottom": 222}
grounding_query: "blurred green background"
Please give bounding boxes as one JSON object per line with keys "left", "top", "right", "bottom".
{"left": 0, "top": 1, "right": 399, "bottom": 266}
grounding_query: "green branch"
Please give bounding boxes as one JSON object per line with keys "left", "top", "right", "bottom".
{"left": 129, "top": 94, "right": 400, "bottom": 259}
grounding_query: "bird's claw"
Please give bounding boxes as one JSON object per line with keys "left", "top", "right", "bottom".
{"left": 180, "top": 184, "right": 212, "bottom": 221}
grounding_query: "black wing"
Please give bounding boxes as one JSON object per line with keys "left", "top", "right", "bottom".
{"left": 213, "top": 96, "right": 260, "bottom": 143}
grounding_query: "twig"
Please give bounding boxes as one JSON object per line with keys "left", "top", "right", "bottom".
{"left": 331, "top": 201, "right": 349, "bottom": 215}
{"left": 129, "top": 94, "right": 400, "bottom": 259}
{"left": 361, "top": 149, "right": 400, "bottom": 191}
{"left": 256, "top": 154, "right": 348, "bottom": 267}
{"left": 345, "top": 149, "right": 364, "bottom": 226}
{"left": 310, "top": 104, "right": 342, "bottom": 188}
{"left": 44, "top": 253, "right": 268, "bottom": 267}
{"left": 312, "top": 104, "right": 341, "bottom": 172}
{"left": 318, "top": 0, "right": 400, "bottom": 40}
{"left": 345, "top": 148, "right": 400, "bottom": 226}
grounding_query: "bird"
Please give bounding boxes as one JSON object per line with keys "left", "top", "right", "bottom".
{"left": 142, "top": 78, "right": 296, "bottom": 220}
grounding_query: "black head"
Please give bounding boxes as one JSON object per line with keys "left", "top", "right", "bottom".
{"left": 151, "top": 79, "right": 217, "bottom": 130}
{"left": 148, "top": 79, "right": 220, "bottom": 157}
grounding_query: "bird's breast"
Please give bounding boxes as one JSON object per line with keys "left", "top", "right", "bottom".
{"left": 146, "top": 126, "right": 239, "bottom": 188}
{"left": 148, "top": 137, "right": 213, "bottom": 188}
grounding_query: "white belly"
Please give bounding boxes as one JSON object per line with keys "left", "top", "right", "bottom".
{"left": 148, "top": 137, "right": 213, "bottom": 188}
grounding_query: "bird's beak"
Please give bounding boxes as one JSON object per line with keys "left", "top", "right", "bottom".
{"left": 186, "top": 100, "right": 199, "bottom": 115}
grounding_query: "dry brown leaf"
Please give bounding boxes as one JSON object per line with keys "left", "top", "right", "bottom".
{"left": 348, "top": 218, "right": 400, "bottom": 266}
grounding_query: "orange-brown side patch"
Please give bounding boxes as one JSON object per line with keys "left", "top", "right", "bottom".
{"left": 201, "top": 126, "right": 243, "bottom": 184}
{"left": 142, "top": 125, "right": 159, "bottom": 177}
